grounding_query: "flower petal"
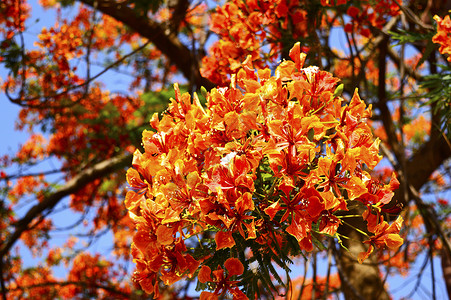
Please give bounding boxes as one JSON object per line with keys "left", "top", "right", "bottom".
{"left": 225, "top": 257, "right": 244, "bottom": 277}
{"left": 198, "top": 265, "right": 212, "bottom": 283}
{"left": 215, "top": 230, "right": 236, "bottom": 250}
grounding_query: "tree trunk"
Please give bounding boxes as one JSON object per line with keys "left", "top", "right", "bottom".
{"left": 336, "top": 208, "right": 390, "bottom": 300}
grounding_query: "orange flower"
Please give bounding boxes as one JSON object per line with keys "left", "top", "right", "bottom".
{"left": 199, "top": 258, "right": 248, "bottom": 300}
{"left": 433, "top": 15, "right": 451, "bottom": 62}
{"left": 358, "top": 216, "right": 404, "bottom": 263}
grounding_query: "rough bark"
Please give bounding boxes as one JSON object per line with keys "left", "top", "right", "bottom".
{"left": 442, "top": 248, "right": 451, "bottom": 298}
{"left": 337, "top": 212, "right": 390, "bottom": 300}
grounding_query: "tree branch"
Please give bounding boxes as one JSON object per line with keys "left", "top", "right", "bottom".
{"left": 0, "top": 153, "right": 132, "bottom": 259}
{"left": 387, "top": 47, "right": 423, "bottom": 82}
{"left": 392, "top": 0, "right": 434, "bottom": 31}
{"left": 168, "top": 0, "right": 190, "bottom": 34}
{"left": 376, "top": 35, "right": 403, "bottom": 161}
{"left": 6, "top": 41, "right": 151, "bottom": 107}
{"left": 77, "top": 0, "right": 215, "bottom": 90}
{"left": 405, "top": 134, "right": 451, "bottom": 192}
{"left": 380, "top": 141, "right": 451, "bottom": 258}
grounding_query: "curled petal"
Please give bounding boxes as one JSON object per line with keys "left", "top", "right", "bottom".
{"left": 289, "top": 42, "right": 307, "bottom": 70}
{"left": 358, "top": 244, "right": 374, "bottom": 263}
{"left": 306, "top": 195, "right": 325, "bottom": 218}
{"left": 389, "top": 173, "right": 400, "bottom": 190}
{"left": 299, "top": 234, "right": 313, "bottom": 252}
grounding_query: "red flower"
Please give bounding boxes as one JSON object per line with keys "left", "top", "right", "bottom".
{"left": 265, "top": 186, "right": 325, "bottom": 247}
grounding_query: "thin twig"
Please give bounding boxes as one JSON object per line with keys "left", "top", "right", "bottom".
{"left": 322, "top": 238, "right": 333, "bottom": 300}
{"left": 429, "top": 237, "right": 437, "bottom": 300}
{"left": 297, "top": 258, "right": 308, "bottom": 300}
{"left": 406, "top": 246, "right": 433, "bottom": 298}
{"left": 6, "top": 42, "right": 151, "bottom": 107}
{"left": 392, "top": 0, "right": 434, "bottom": 31}
{"left": 312, "top": 250, "right": 317, "bottom": 300}
{"left": 0, "top": 254, "right": 6, "bottom": 300}
{"left": 0, "top": 153, "right": 132, "bottom": 260}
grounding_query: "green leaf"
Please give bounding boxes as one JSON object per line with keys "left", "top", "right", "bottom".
{"left": 201, "top": 86, "right": 208, "bottom": 99}
{"left": 415, "top": 40, "right": 438, "bottom": 70}
{"left": 1, "top": 39, "right": 23, "bottom": 77}
{"left": 419, "top": 66, "right": 451, "bottom": 135}
{"left": 59, "top": 0, "right": 75, "bottom": 7}
{"left": 307, "top": 127, "right": 315, "bottom": 142}
{"left": 333, "top": 83, "right": 344, "bottom": 98}
{"left": 388, "top": 29, "right": 433, "bottom": 46}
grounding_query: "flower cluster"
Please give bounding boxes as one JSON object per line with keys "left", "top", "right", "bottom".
{"left": 201, "top": 0, "right": 310, "bottom": 86}
{"left": 126, "top": 43, "right": 403, "bottom": 298}
{"left": 0, "top": 0, "right": 30, "bottom": 40}
{"left": 433, "top": 14, "right": 451, "bottom": 62}
{"left": 344, "top": 0, "right": 401, "bottom": 37}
